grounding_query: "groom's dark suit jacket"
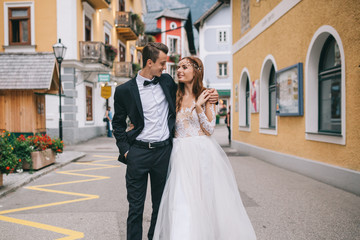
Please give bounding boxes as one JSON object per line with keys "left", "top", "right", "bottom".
{"left": 112, "top": 73, "right": 177, "bottom": 163}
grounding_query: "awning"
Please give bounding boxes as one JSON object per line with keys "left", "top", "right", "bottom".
{"left": 217, "top": 89, "right": 231, "bottom": 97}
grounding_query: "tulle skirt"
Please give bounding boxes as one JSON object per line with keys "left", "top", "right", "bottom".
{"left": 153, "top": 135, "right": 257, "bottom": 240}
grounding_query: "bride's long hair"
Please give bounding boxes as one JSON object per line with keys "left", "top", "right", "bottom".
{"left": 176, "top": 57, "right": 205, "bottom": 112}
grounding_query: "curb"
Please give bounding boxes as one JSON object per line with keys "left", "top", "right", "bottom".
{"left": 0, "top": 151, "right": 86, "bottom": 199}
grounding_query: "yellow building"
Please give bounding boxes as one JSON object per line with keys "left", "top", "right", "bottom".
{"left": 231, "top": 0, "right": 360, "bottom": 195}
{"left": 0, "top": 0, "right": 146, "bottom": 144}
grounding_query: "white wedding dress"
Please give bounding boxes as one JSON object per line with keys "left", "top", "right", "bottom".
{"left": 153, "top": 102, "right": 257, "bottom": 240}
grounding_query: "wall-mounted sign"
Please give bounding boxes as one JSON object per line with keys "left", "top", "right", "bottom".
{"left": 98, "top": 74, "right": 110, "bottom": 82}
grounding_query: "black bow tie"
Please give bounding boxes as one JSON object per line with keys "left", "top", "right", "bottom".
{"left": 143, "top": 79, "right": 159, "bottom": 86}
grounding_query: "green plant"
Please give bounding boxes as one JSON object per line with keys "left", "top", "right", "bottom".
{"left": 169, "top": 54, "right": 180, "bottom": 64}
{"left": 132, "top": 63, "right": 141, "bottom": 77}
{"left": 50, "top": 138, "right": 64, "bottom": 154}
{"left": 105, "top": 44, "right": 118, "bottom": 61}
{"left": 0, "top": 131, "right": 21, "bottom": 175}
{"left": 131, "top": 13, "right": 145, "bottom": 34}
{"left": 13, "top": 134, "right": 33, "bottom": 171}
{"left": 147, "top": 35, "right": 155, "bottom": 43}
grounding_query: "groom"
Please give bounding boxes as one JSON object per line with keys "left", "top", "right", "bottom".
{"left": 112, "top": 42, "right": 218, "bottom": 240}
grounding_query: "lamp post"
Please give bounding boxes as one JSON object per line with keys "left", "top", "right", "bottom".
{"left": 53, "top": 39, "right": 67, "bottom": 140}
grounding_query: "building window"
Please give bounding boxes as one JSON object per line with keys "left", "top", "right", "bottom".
{"left": 169, "top": 64, "right": 177, "bottom": 80}
{"left": 218, "top": 63, "right": 228, "bottom": 77}
{"left": 169, "top": 37, "right": 178, "bottom": 54}
{"left": 241, "top": 0, "right": 250, "bottom": 33}
{"left": 269, "top": 65, "right": 276, "bottom": 128}
{"left": 218, "top": 30, "right": 228, "bottom": 43}
{"left": 86, "top": 86, "right": 93, "bottom": 121}
{"left": 105, "top": 33, "right": 109, "bottom": 44}
{"left": 119, "top": 0, "right": 125, "bottom": 11}
{"left": 170, "top": 22, "right": 177, "bottom": 30}
{"left": 8, "top": 7, "right": 31, "bottom": 45}
{"left": 245, "top": 77, "right": 250, "bottom": 127}
{"left": 119, "top": 42, "right": 126, "bottom": 61}
{"left": 85, "top": 16, "right": 92, "bottom": 41}
{"left": 318, "top": 35, "right": 341, "bottom": 134}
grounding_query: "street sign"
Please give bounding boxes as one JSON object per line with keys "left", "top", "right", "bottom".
{"left": 98, "top": 74, "right": 110, "bottom": 82}
{"left": 101, "top": 86, "right": 112, "bottom": 99}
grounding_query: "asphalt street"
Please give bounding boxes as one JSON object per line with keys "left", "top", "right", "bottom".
{"left": 0, "top": 125, "right": 359, "bottom": 240}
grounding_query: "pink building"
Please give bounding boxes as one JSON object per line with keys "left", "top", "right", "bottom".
{"left": 144, "top": 7, "right": 196, "bottom": 79}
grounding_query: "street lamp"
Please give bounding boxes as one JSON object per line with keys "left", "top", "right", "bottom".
{"left": 53, "top": 39, "right": 67, "bottom": 140}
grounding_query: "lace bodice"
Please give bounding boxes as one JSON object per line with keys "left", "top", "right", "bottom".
{"left": 175, "top": 101, "right": 216, "bottom": 138}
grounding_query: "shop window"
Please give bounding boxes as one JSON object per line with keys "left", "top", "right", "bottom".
{"left": 269, "top": 65, "right": 276, "bottom": 128}
{"left": 305, "top": 25, "right": 345, "bottom": 145}
{"left": 239, "top": 70, "right": 251, "bottom": 130}
{"left": 245, "top": 78, "right": 250, "bottom": 127}
{"left": 86, "top": 86, "right": 93, "bottom": 121}
{"left": 318, "top": 35, "right": 341, "bottom": 134}
{"left": 9, "top": 7, "right": 31, "bottom": 45}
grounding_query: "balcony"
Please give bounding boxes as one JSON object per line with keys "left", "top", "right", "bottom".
{"left": 115, "top": 12, "right": 139, "bottom": 41}
{"left": 114, "top": 62, "right": 133, "bottom": 78}
{"left": 136, "top": 35, "right": 149, "bottom": 51}
{"left": 84, "top": 0, "right": 110, "bottom": 9}
{"left": 79, "top": 41, "right": 114, "bottom": 68}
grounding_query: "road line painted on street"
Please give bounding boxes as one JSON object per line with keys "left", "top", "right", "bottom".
{"left": 0, "top": 157, "right": 119, "bottom": 239}
{"left": 0, "top": 215, "right": 84, "bottom": 239}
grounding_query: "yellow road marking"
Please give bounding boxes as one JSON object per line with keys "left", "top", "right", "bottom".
{"left": 0, "top": 157, "right": 119, "bottom": 239}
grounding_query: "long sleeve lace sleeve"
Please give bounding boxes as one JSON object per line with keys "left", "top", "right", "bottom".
{"left": 197, "top": 103, "right": 216, "bottom": 136}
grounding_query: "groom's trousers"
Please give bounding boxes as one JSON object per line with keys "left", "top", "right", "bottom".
{"left": 125, "top": 143, "right": 172, "bottom": 240}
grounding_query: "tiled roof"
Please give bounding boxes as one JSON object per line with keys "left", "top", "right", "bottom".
{"left": 155, "top": 8, "right": 188, "bottom": 20}
{"left": 0, "top": 52, "right": 56, "bottom": 89}
{"left": 144, "top": 7, "right": 190, "bottom": 34}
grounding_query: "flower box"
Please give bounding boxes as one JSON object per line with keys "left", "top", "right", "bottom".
{"left": 23, "top": 149, "right": 55, "bottom": 170}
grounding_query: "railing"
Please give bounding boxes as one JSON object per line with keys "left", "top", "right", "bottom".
{"left": 136, "top": 35, "right": 148, "bottom": 48}
{"left": 115, "top": 11, "right": 138, "bottom": 35}
{"left": 114, "top": 62, "right": 133, "bottom": 78}
{"left": 79, "top": 41, "right": 113, "bottom": 67}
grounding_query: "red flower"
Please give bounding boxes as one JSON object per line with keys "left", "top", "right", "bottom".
{"left": 6, "top": 166, "right": 10, "bottom": 170}
{"left": 19, "top": 159, "right": 22, "bottom": 162}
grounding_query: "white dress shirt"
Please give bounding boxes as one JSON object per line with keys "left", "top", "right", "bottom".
{"left": 135, "top": 71, "right": 170, "bottom": 142}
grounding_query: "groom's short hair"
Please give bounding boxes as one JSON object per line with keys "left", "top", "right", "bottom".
{"left": 142, "top": 42, "right": 168, "bottom": 68}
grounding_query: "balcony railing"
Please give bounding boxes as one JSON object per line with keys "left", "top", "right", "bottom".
{"left": 79, "top": 41, "right": 113, "bottom": 67}
{"left": 115, "top": 11, "right": 139, "bottom": 40}
{"left": 114, "top": 62, "right": 133, "bottom": 78}
{"left": 136, "top": 35, "right": 148, "bottom": 50}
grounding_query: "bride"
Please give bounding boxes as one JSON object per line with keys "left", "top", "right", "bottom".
{"left": 153, "top": 57, "right": 257, "bottom": 240}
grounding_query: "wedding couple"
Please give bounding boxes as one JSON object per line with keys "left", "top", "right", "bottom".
{"left": 112, "top": 42, "right": 256, "bottom": 240}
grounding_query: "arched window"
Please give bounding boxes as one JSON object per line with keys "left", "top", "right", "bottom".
{"left": 245, "top": 77, "right": 250, "bottom": 127}
{"left": 318, "top": 35, "right": 341, "bottom": 134}
{"left": 268, "top": 65, "right": 276, "bottom": 128}
{"left": 239, "top": 70, "right": 251, "bottom": 130}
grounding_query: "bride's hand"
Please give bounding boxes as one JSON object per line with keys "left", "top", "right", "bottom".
{"left": 196, "top": 90, "right": 210, "bottom": 108}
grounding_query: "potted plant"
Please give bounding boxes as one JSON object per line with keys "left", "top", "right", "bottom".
{"left": 13, "top": 134, "right": 33, "bottom": 172}
{"left": 23, "top": 134, "right": 63, "bottom": 170}
{"left": 105, "top": 44, "right": 118, "bottom": 62}
{"left": 0, "top": 131, "right": 21, "bottom": 186}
